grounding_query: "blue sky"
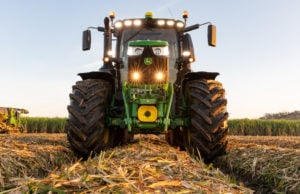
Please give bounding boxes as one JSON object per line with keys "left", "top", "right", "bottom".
{"left": 1, "top": 0, "right": 300, "bottom": 118}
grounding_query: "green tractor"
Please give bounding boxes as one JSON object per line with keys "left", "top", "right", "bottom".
{"left": 0, "top": 107, "right": 29, "bottom": 133}
{"left": 67, "top": 11, "right": 228, "bottom": 162}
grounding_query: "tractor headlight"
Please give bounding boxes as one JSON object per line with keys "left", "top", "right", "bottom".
{"left": 131, "top": 71, "right": 141, "bottom": 81}
{"left": 167, "top": 20, "right": 175, "bottom": 26}
{"left": 155, "top": 71, "right": 164, "bottom": 81}
{"left": 176, "top": 21, "right": 185, "bottom": 29}
{"left": 153, "top": 48, "right": 162, "bottom": 55}
{"left": 127, "top": 46, "right": 144, "bottom": 56}
{"left": 114, "top": 21, "right": 123, "bottom": 29}
{"left": 182, "top": 51, "right": 194, "bottom": 62}
{"left": 103, "top": 57, "right": 110, "bottom": 62}
{"left": 134, "top": 48, "right": 143, "bottom": 55}
{"left": 124, "top": 20, "right": 132, "bottom": 27}
{"left": 107, "top": 50, "right": 113, "bottom": 56}
{"left": 157, "top": 20, "right": 165, "bottom": 26}
{"left": 133, "top": 19, "right": 142, "bottom": 26}
{"left": 182, "top": 51, "right": 191, "bottom": 57}
{"left": 152, "top": 46, "right": 169, "bottom": 56}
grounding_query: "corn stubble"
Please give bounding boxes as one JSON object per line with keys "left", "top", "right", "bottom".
{"left": 0, "top": 134, "right": 252, "bottom": 193}
{"left": 0, "top": 133, "right": 74, "bottom": 191}
{"left": 215, "top": 136, "right": 300, "bottom": 193}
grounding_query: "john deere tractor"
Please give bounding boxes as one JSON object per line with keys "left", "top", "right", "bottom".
{"left": 67, "top": 11, "right": 228, "bottom": 162}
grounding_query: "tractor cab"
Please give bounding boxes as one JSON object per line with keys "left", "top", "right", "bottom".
{"left": 112, "top": 13, "right": 186, "bottom": 84}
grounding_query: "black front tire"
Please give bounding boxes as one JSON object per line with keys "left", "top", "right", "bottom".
{"left": 184, "top": 79, "right": 229, "bottom": 162}
{"left": 66, "top": 79, "right": 116, "bottom": 159}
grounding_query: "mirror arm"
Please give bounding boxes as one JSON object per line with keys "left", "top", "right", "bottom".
{"left": 183, "top": 24, "right": 200, "bottom": 32}
{"left": 87, "top": 26, "right": 105, "bottom": 32}
{"left": 97, "top": 27, "right": 105, "bottom": 32}
{"left": 183, "top": 22, "right": 212, "bottom": 32}
{"left": 199, "top": 22, "right": 211, "bottom": 27}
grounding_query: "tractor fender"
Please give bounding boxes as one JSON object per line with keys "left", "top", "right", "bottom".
{"left": 183, "top": 71, "right": 219, "bottom": 82}
{"left": 78, "top": 71, "right": 116, "bottom": 92}
{"left": 181, "top": 71, "right": 219, "bottom": 93}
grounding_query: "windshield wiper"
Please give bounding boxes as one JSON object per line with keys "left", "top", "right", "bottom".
{"left": 124, "top": 28, "right": 144, "bottom": 44}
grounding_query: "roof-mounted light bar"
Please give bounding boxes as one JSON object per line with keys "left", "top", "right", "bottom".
{"left": 113, "top": 19, "right": 185, "bottom": 30}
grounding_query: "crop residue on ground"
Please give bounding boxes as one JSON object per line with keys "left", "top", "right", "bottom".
{"left": 0, "top": 134, "right": 253, "bottom": 193}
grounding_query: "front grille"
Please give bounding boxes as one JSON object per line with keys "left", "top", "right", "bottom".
{"left": 128, "top": 56, "right": 168, "bottom": 84}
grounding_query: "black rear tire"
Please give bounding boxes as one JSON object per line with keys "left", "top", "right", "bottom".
{"left": 66, "top": 79, "right": 116, "bottom": 159}
{"left": 184, "top": 79, "right": 228, "bottom": 162}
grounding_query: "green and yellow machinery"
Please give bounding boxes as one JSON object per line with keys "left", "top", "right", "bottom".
{"left": 0, "top": 107, "right": 28, "bottom": 133}
{"left": 66, "top": 11, "right": 228, "bottom": 162}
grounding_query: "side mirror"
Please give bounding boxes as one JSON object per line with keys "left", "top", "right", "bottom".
{"left": 208, "top": 25, "right": 216, "bottom": 47}
{"left": 82, "top": 30, "right": 91, "bottom": 51}
{"left": 182, "top": 33, "right": 195, "bottom": 62}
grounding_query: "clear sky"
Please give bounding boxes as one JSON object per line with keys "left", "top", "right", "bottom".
{"left": 1, "top": 0, "right": 300, "bottom": 118}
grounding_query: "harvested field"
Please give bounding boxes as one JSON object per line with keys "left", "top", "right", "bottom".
{"left": 215, "top": 136, "right": 300, "bottom": 193}
{"left": 0, "top": 134, "right": 253, "bottom": 193}
{"left": 228, "top": 136, "right": 300, "bottom": 149}
{"left": 0, "top": 134, "right": 74, "bottom": 190}
{"left": 3, "top": 134, "right": 298, "bottom": 193}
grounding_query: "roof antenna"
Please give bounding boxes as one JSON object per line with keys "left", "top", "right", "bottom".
{"left": 168, "top": 8, "right": 174, "bottom": 19}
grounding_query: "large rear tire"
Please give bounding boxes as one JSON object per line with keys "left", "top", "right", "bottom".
{"left": 184, "top": 79, "right": 228, "bottom": 162}
{"left": 66, "top": 79, "right": 116, "bottom": 159}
